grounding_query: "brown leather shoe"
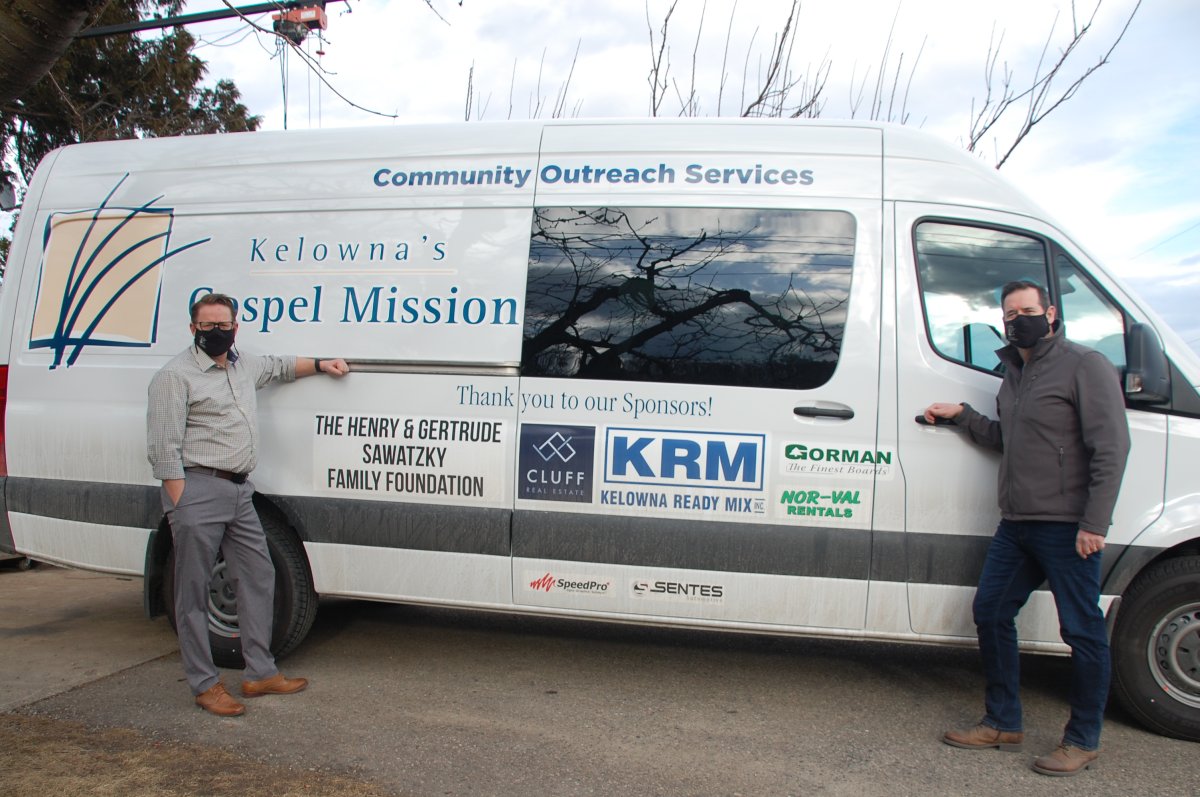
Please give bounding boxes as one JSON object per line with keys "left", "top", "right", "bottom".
{"left": 241, "top": 672, "right": 308, "bottom": 698}
{"left": 195, "top": 682, "right": 245, "bottom": 717}
{"left": 1032, "top": 744, "right": 1099, "bottom": 776}
{"left": 942, "top": 722, "right": 1024, "bottom": 751}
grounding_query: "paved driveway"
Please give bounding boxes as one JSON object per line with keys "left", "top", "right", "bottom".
{"left": 2, "top": 565, "right": 1193, "bottom": 796}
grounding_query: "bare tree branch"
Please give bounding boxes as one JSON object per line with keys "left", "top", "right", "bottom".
{"left": 967, "top": 0, "right": 1143, "bottom": 168}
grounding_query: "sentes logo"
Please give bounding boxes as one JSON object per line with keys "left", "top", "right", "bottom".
{"left": 631, "top": 579, "right": 726, "bottom": 604}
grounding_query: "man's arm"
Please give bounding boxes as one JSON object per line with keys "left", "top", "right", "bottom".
{"left": 1075, "top": 352, "right": 1132, "bottom": 537}
{"left": 923, "top": 401, "right": 1003, "bottom": 452}
{"left": 296, "top": 357, "right": 350, "bottom": 378}
{"left": 147, "top": 370, "right": 189, "bottom": 491}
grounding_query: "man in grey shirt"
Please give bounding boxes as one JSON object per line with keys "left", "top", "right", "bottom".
{"left": 147, "top": 292, "right": 348, "bottom": 717}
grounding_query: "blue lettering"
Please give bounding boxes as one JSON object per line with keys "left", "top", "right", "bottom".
{"left": 612, "top": 437, "right": 654, "bottom": 477}
{"left": 707, "top": 441, "right": 758, "bottom": 483}
{"left": 661, "top": 439, "right": 701, "bottom": 479}
{"left": 342, "top": 286, "right": 382, "bottom": 323}
{"left": 400, "top": 296, "right": 419, "bottom": 324}
{"left": 250, "top": 238, "right": 265, "bottom": 262}
{"left": 373, "top": 169, "right": 390, "bottom": 187}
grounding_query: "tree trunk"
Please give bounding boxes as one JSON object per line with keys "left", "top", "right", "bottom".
{"left": 0, "top": 0, "right": 112, "bottom": 107}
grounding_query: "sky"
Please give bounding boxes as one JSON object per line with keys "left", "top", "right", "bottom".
{"left": 84, "top": 1, "right": 1200, "bottom": 352}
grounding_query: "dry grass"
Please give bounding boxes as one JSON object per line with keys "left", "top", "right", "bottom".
{"left": 0, "top": 713, "right": 397, "bottom": 797}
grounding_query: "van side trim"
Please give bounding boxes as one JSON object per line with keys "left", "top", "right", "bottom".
{"left": 271, "top": 495, "right": 510, "bottom": 556}
{"left": 348, "top": 361, "right": 520, "bottom": 376}
{"left": 5, "top": 477, "right": 1137, "bottom": 586}
{"left": 0, "top": 477, "right": 14, "bottom": 554}
{"left": 5, "top": 476, "right": 510, "bottom": 558}
{"left": 514, "top": 510, "right": 873, "bottom": 580}
{"left": 7, "top": 477, "right": 161, "bottom": 530}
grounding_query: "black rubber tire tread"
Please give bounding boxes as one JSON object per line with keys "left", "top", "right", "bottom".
{"left": 162, "top": 508, "right": 317, "bottom": 669}
{"left": 1111, "top": 555, "right": 1200, "bottom": 742}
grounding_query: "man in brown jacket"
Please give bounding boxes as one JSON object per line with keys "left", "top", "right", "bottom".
{"left": 924, "top": 280, "right": 1130, "bottom": 777}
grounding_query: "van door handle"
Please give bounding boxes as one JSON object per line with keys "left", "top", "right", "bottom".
{"left": 793, "top": 405, "right": 854, "bottom": 420}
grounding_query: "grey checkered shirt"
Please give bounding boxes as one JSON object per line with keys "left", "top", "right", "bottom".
{"left": 147, "top": 346, "right": 296, "bottom": 480}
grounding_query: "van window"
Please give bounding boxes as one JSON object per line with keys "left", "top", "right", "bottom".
{"left": 1055, "top": 252, "right": 1127, "bottom": 369}
{"left": 914, "top": 221, "right": 1050, "bottom": 371}
{"left": 522, "top": 207, "right": 856, "bottom": 389}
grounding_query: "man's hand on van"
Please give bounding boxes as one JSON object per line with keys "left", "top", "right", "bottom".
{"left": 301, "top": 357, "right": 350, "bottom": 378}
{"left": 923, "top": 402, "right": 964, "bottom": 424}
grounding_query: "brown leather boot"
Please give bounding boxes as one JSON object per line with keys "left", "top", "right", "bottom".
{"left": 942, "top": 722, "right": 1024, "bottom": 750}
{"left": 195, "top": 682, "right": 245, "bottom": 717}
{"left": 1032, "top": 744, "right": 1099, "bottom": 776}
{"left": 241, "top": 672, "right": 309, "bottom": 698}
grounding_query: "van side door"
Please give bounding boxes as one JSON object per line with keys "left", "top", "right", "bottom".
{"left": 509, "top": 122, "right": 887, "bottom": 631}
{"left": 892, "top": 204, "right": 1167, "bottom": 643}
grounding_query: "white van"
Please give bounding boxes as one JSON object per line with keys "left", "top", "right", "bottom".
{"left": 1, "top": 119, "right": 1197, "bottom": 740}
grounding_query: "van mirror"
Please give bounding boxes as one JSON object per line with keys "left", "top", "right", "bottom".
{"left": 1123, "top": 323, "right": 1171, "bottom": 404}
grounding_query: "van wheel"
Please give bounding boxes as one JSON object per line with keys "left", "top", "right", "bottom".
{"left": 163, "top": 512, "right": 317, "bottom": 669}
{"left": 1112, "top": 556, "right": 1200, "bottom": 742}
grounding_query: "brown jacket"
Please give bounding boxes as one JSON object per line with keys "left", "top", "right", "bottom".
{"left": 956, "top": 330, "right": 1131, "bottom": 535}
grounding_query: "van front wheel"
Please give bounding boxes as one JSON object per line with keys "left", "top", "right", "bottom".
{"left": 162, "top": 511, "right": 317, "bottom": 669}
{"left": 1112, "top": 556, "right": 1200, "bottom": 742}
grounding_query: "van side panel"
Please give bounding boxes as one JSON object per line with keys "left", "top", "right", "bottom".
{"left": 5, "top": 125, "right": 541, "bottom": 584}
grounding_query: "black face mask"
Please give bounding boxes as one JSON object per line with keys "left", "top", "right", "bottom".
{"left": 1004, "top": 313, "right": 1050, "bottom": 349}
{"left": 194, "top": 327, "right": 236, "bottom": 358}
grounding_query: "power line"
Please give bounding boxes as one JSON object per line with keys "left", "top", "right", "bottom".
{"left": 1131, "top": 219, "right": 1200, "bottom": 260}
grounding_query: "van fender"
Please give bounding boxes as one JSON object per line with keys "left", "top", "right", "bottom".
{"left": 141, "top": 492, "right": 313, "bottom": 619}
{"left": 1104, "top": 497, "right": 1200, "bottom": 598}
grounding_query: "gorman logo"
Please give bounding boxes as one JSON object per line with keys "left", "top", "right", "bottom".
{"left": 28, "top": 174, "right": 209, "bottom": 369}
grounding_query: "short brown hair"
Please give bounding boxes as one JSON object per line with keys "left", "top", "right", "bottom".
{"left": 1000, "top": 280, "right": 1050, "bottom": 310}
{"left": 190, "top": 293, "right": 236, "bottom": 323}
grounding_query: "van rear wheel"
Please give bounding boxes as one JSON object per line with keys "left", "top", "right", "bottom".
{"left": 163, "top": 511, "right": 317, "bottom": 669}
{"left": 1112, "top": 556, "right": 1200, "bottom": 742}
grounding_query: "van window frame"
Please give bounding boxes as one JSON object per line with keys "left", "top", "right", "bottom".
{"left": 911, "top": 216, "right": 1058, "bottom": 378}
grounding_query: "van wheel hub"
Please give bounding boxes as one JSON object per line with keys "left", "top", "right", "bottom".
{"left": 1149, "top": 602, "right": 1200, "bottom": 707}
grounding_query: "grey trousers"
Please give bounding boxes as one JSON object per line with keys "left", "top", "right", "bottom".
{"left": 165, "top": 471, "right": 278, "bottom": 694}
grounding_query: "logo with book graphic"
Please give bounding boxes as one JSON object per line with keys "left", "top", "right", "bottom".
{"left": 28, "top": 174, "right": 209, "bottom": 369}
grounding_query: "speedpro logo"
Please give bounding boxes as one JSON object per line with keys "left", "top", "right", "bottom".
{"left": 603, "top": 427, "right": 765, "bottom": 491}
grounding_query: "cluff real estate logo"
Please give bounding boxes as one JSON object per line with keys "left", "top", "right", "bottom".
{"left": 782, "top": 443, "right": 893, "bottom": 478}
{"left": 518, "top": 424, "right": 596, "bottom": 503}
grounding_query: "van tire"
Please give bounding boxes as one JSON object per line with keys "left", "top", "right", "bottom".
{"left": 162, "top": 511, "right": 317, "bottom": 669}
{"left": 1112, "top": 556, "right": 1200, "bottom": 742}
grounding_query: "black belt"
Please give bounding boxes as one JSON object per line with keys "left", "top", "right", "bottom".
{"left": 185, "top": 466, "right": 248, "bottom": 484}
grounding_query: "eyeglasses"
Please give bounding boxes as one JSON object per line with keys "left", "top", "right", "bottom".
{"left": 195, "top": 322, "right": 235, "bottom": 332}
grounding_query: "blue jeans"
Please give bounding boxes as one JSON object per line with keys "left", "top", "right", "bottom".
{"left": 973, "top": 519, "right": 1110, "bottom": 750}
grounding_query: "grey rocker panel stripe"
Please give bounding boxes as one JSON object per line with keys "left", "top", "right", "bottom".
{"left": 0, "top": 477, "right": 15, "bottom": 554}
{"left": 6, "top": 476, "right": 1132, "bottom": 588}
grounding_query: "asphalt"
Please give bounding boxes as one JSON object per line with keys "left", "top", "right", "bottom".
{"left": 1, "top": 563, "right": 1195, "bottom": 796}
